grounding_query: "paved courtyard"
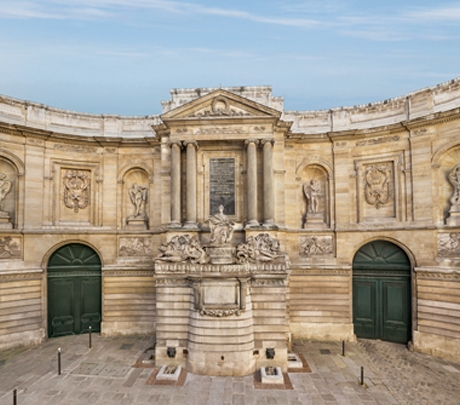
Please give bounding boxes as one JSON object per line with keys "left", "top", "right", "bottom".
{"left": 0, "top": 334, "right": 459, "bottom": 405}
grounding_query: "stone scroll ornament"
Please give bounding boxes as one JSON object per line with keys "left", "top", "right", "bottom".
{"left": 363, "top": 164, "right": 392, "bottom": 209}
{"left": 155, "top": 235, "right": 210, "bottom": 264}
{"left": 63, "top": 170, "right": 90, "bottom": 213}
{"left": 0, "top": 173, "right": 12, "bottom": 212}
{"left": 235, "top": 233, "right": 285, "bottom": 263}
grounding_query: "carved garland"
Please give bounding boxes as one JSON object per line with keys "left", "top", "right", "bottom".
{"left": 63, "top": 170, "right": 90, "bottom": 213}
{"left": 363, "top": 164, "right": 392, "bottom": 209}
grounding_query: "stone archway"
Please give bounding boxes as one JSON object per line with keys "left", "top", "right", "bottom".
{"left": 353, "top": 240, "right": 411, "bottom": 343}
{"left": 47, "top": 243, "right": 102, "bottom": 337}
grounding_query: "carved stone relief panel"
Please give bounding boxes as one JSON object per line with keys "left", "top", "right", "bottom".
{"left": 119, "top": 237, "right": 152, "bottom": 256}
{"left": 0, "top": 158, "right": 17, "bottom": 228}
{"left": 357, "top": 159, "right": 398, "bottom": 221}
{"left": 299, "top": 236, "right": 333, "bottom": 257}
{"left": 56, "top": 163, "right": 98, "bottom": 225}
{"left": 0, "top": 236, "right": 21, "bottom": 259}
{"left": 437, "top": 232, "right": 460, "bottom": 257}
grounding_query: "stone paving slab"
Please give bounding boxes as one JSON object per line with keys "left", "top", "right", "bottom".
{"left": 1, "top": 335, "right": 459, "bottom": 405}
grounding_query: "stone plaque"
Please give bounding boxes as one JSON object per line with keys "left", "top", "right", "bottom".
{"left": 209, "top": 158, "right": 235, "bottom": 215}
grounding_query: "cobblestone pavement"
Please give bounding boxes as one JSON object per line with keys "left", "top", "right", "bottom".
{"left": 1, "top": 335, "right": 459, "bottom": 405}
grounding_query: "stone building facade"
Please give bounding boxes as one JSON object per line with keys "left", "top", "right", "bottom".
{"left": 1, "top": 80, "right": 460, "bottom": 371}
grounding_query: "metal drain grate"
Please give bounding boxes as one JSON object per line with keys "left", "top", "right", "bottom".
{"left": 119, "top": 344, "right": 134, "bottom": 350}
{"left": 320, "top": 349, "right": 331, "bottom": 355}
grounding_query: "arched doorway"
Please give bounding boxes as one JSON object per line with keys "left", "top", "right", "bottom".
{"left": 353, "top": 240, "right": 411, "bottom": 343}
{"left": 47, "top": 244, "right": 102, "bottom": 337}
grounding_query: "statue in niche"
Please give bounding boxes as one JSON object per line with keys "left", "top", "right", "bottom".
{"left": 129, "top": 183, "right": 148, "bottom": 217}
{"left": 156, "top": 235, "right": 209, "bottom": 264}
{"left": 448, "top": 165, "right": 460, "bottom": 210}
{"left": 63, "top": 170, "right": 90, "bottom": 213}
{"left": 206, "top": 204, "right": 235, "bottom": 245}
{"left": 363, "top": 164, "right": 392, "bottom": 209}
{"left": 0, "top": 173, "right": 12, "bottom": 210}
{"left": 303, "top": 179, "right": 321, "bottom": 214}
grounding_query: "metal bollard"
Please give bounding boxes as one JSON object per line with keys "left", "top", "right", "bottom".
{"left": 360, "top": 366, "right": 364, "bottom": 385}
{"left": 58, "top": 348, "right": 61, "bottom": 375}
{"left": 13, "top": 388, "right": 17, "bottom": 405}
{"left": 89, "top": 326, "right": 92, "bottom": 349}
{"left": 342, "top": 340, "right": 345, "bottom": 356}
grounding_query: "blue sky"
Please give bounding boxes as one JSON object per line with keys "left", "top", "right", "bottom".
{"left": 0, "top": 0, "right": 459, "bottom": 115}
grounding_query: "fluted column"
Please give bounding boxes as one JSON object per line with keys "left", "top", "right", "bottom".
{"left": 245, "top": 139, "right": 259, "bottom": 227}
{"left": 184, "top": 140, "right": 198, "bottom": 228}
{"left": 169, "top": 141, "right": 182, "bottom": 227}
{"left": 262, "top": 139, "right": 275, "bottom": 226}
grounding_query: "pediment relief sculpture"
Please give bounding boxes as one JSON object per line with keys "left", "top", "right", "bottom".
{"left": 189, "top": 97, "right": 251, "bottom": 118}
{"left": 0, "top": 236, "right": 20, "bottom": 259}
{"left": 63, "top": 170, "right": 90, "bottom": 213}
{"left": 363, "top": 164, "right": 392, "bottom": 209}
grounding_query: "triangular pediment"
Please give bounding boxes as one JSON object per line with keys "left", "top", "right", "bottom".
{"left": 161, "top": 89, "right": 281, "bottom": 121}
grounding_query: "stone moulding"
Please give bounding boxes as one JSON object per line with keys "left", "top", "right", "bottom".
{"left": 199, "top": 308, "right": 241, "bottom": 317}
{"left": 415, "top": 266, "right": 460, "bottom": 280}
{"left": 154, "top": 262, "right": 289, "bottom": 274}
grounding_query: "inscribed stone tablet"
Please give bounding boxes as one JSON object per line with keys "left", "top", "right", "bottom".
{"left": 209, "top": 158, "right": 235, "bottom": 215}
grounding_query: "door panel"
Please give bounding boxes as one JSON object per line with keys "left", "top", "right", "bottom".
{"left": 48, "top": 278, "right": 76, "bottom": 337}
{"left": 80, "top": 277, "right": 102, "bottom": 333}
{"left": 353, "top": 278, "right": 378, "bottom": 339}
{"left": 382, "top": 279, "right": 410, "bottom": 343}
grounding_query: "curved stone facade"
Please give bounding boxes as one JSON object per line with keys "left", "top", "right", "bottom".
{"left": 1, "top": 79, "right": 460, "bottom": 364}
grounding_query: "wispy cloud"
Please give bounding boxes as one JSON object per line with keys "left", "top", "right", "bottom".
{"left": 0, "top": 0, "right": 320, "bottom": 27}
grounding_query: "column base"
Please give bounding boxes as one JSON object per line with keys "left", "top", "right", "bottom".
{"left": 183, "top": 221, "right": 199, "bottom": 230}
{"left": 168, "top": 221, "right": 183, "bottom": 229}
{"left": 245, "top": 219, "right": 260, "bottom": 228}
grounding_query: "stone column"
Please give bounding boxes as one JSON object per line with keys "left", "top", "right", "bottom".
{"left": 262, "top": 139, "right": 275, "bottom": 226}
{"left": 184, "top": 141, "right": 198, "bottom": 228}
{"left": 169, "top": 141, "right": 182, "bottom": 227}
{"left": 245, "top": 139, "right": 259, "bottom": 227}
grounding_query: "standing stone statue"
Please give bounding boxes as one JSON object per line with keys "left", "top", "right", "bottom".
{"left": 448, "top": 165, "right": 460, "bottom": 209}
{"left": 303, "top": 179, "right": 321, "bottom": 214}
{"left": 0, "top": 173, "right": 11, "bottom": 211}
{"left": 129, "top": 183, "right": 148, "bottom": 217}
{"left": 207, "top": 205, "right": 235, "bottom": 245}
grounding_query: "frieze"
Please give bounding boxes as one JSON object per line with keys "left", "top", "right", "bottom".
{"left": 0, "top": 236, "right": 21, "bottom": 259}
{"left": 54, "top": 143, "right": 97, "bottom": 153}
{"left": 155, "top": 278, "right": 188, "bottom": 286}
{"left": 253, "top": 126, "right": 266, "bottom": 132}
{"left": 154, "top": 262, "right": 289, "bottom": 274}
{"left": 0, "top": 271, "right": 42, "bottom": 281}
{"left": 199, "top": 309, "right": 241, "bottom": 317}
{"left": 300, "top": 236, "right": 333, "bottom": 256}
{"left": 335, "top": 142, "right": 347, "bottom": 147}
{"left": 103, "top": 270, "right": 155, "bottom": 277}
{"left": 250, "top": 279, "right": 285, "bottom": 286}
{"left": 356, "top": 135, "right": 400, "bottom": 147}
{"left": 437, "top": 233, "right": 460, "bottom": 257}
{"left": 416, "top": 268, "right": 460, "bottom": 280}
{"left": 291, "top": 268, "right": 350, "bottom": 275}
{"left": 195, "top": 127, "right": 243, "bottom": 135}
{"left": 119, "top": 237, "right": 152, "bottom": 256}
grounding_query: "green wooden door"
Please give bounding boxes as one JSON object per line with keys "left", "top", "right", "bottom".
{"left": 47, "top": 244, "right": 101, "bottom": 338}
{"left": 353, "top": 241, "right": 411, "bottom": 343}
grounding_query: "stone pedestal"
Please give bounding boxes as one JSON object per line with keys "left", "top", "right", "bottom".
{"left": 303, "top": 213, "right": 326, "bottom": 228}
{"left": 126, "top": 215, "right": 148, "bottom": 230}
{"left": 206, "top": 245, "right": 234, "bottom": 264}
{"left": 446, "top": 209, "right": 460, "bottom": 226}
{"left": 0, "top": 211, "right": 12, "bottom": 229}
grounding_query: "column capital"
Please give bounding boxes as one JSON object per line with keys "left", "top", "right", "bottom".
{"left": 244, "top": 139, "right": 259, "bottom": 148}
{"left": 183, "top": 140, "right": 198, "bottom": 149}
{"left": 168, "top": 141, "right": 183, "bottom": 149}
{"left": 260, "top": 138, "right": 275, "bottom": 147}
